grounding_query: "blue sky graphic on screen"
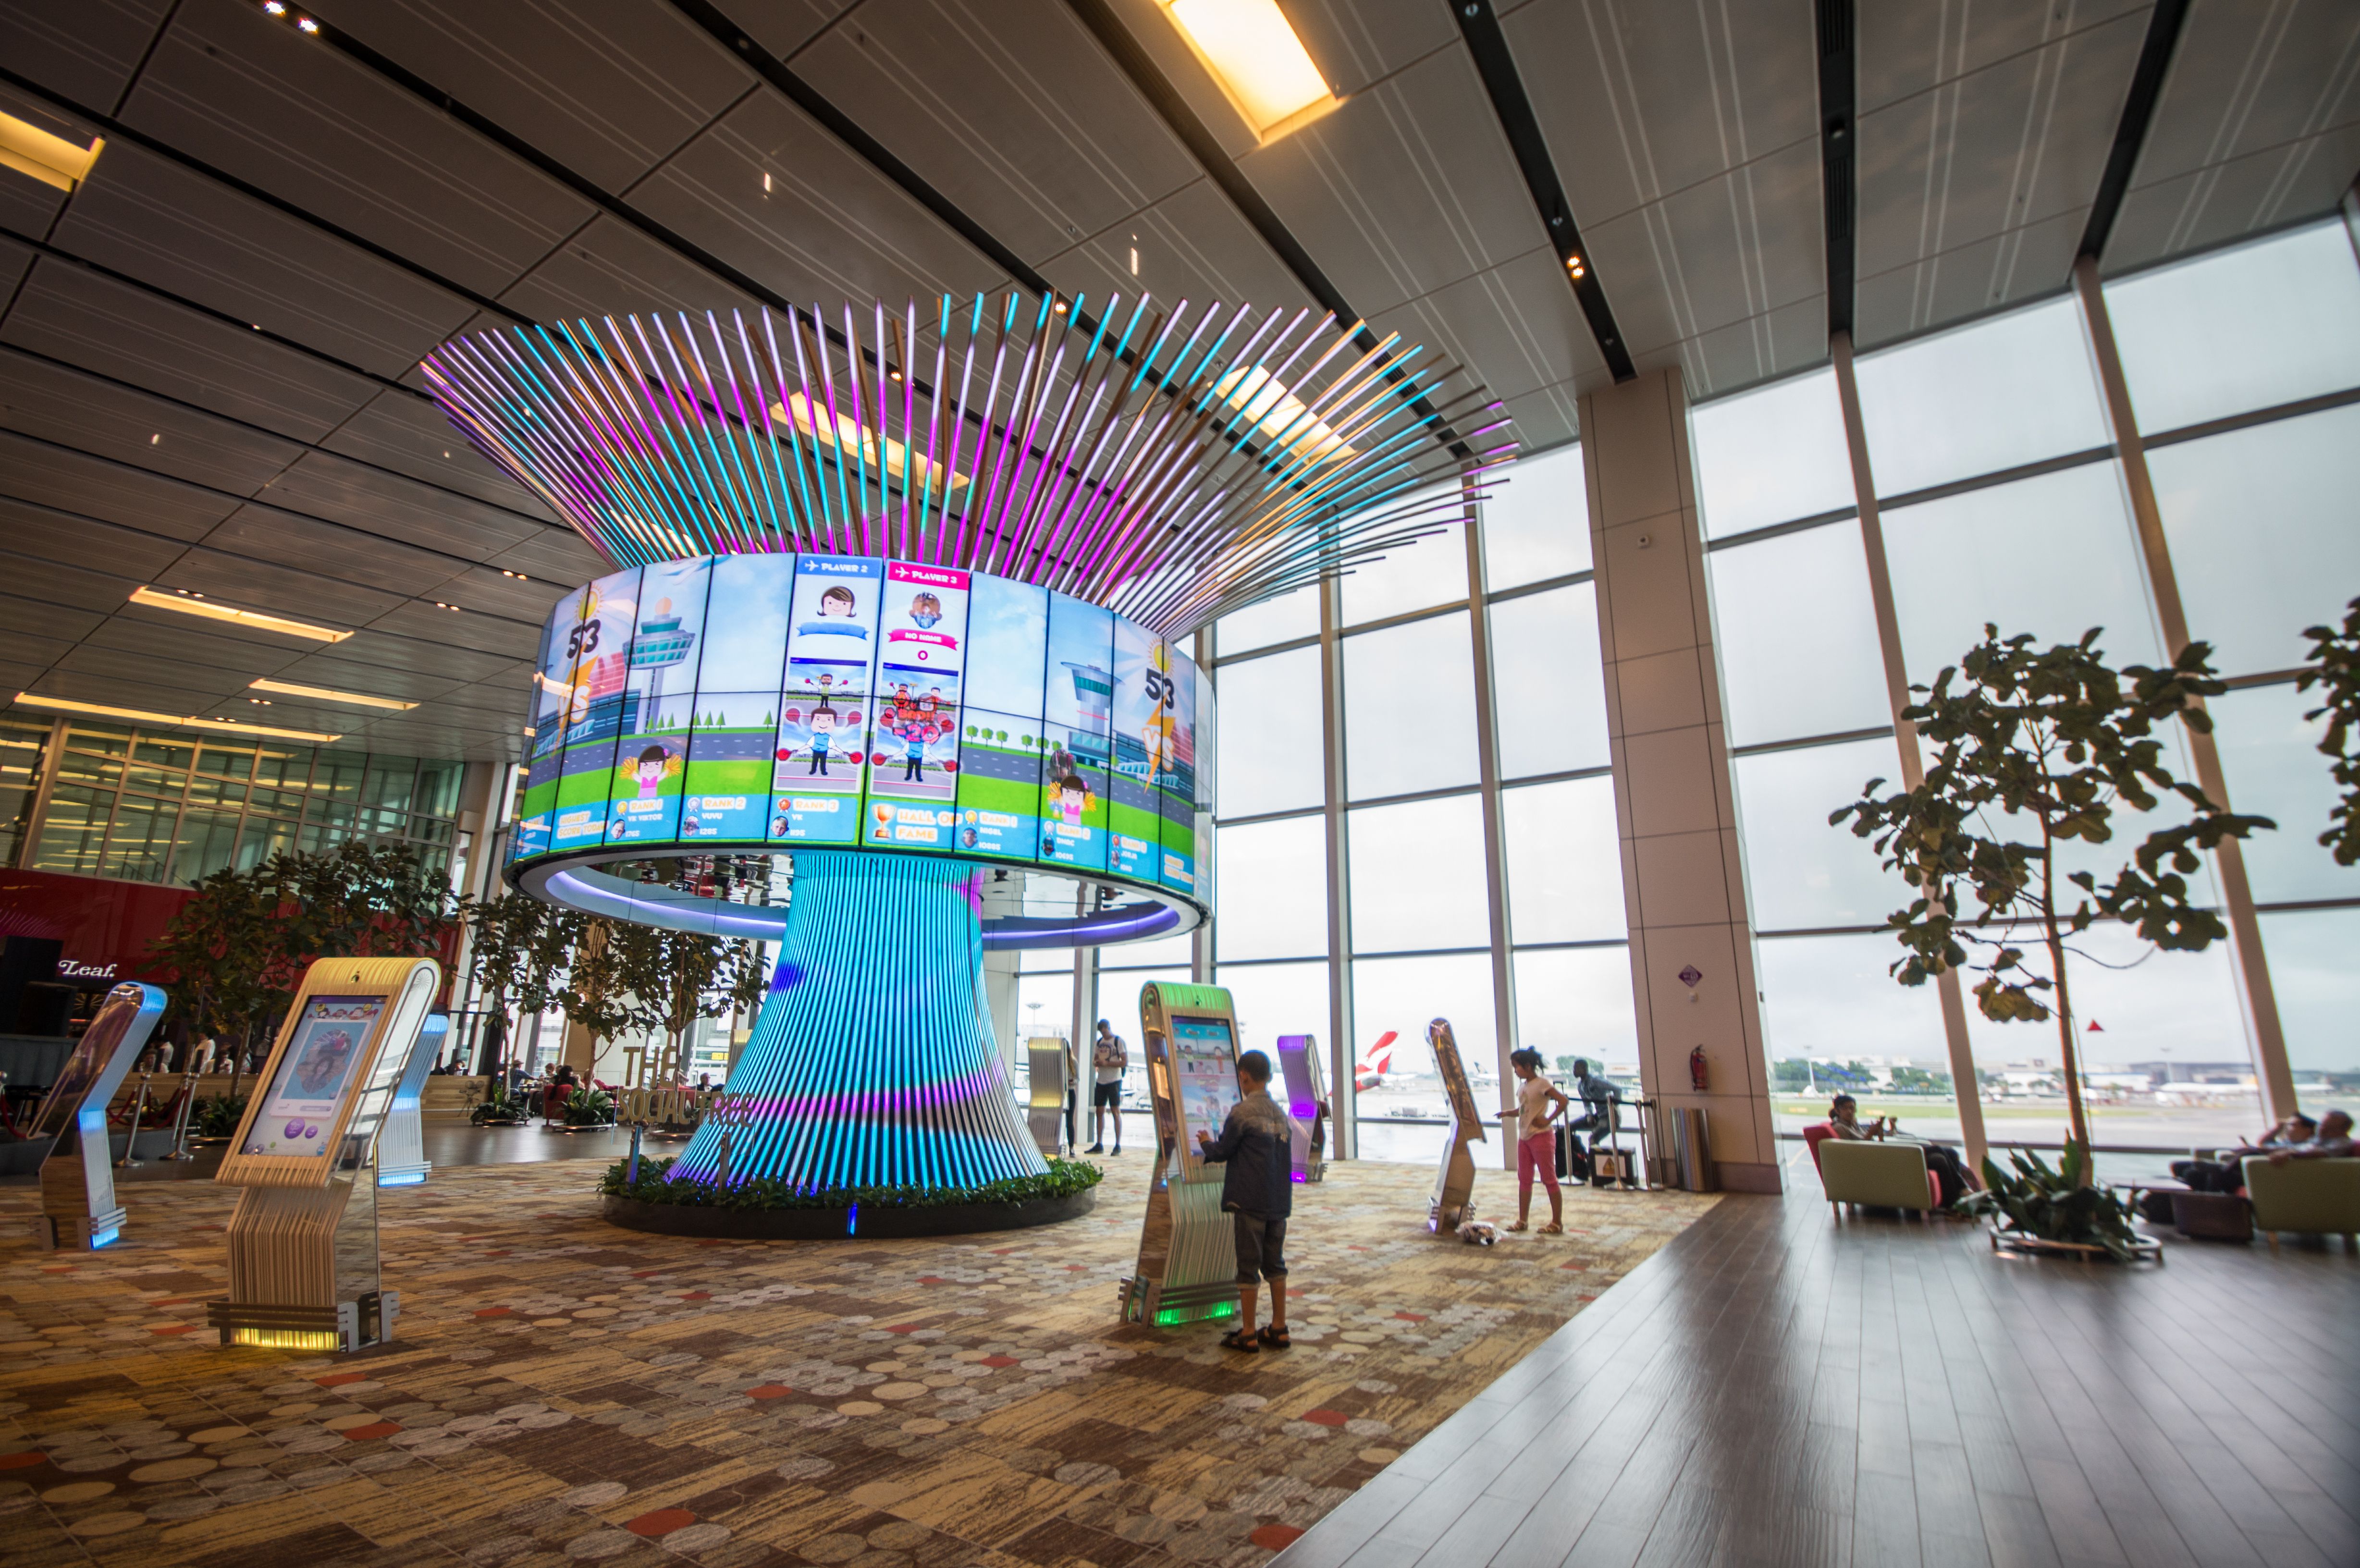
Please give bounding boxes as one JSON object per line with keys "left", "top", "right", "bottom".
{"left": 514, "top": 553, "right": 1209, "bottom": 905}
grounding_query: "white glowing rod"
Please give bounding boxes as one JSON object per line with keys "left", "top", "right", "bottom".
{"left": 421, "top": 295, "right": 1517, "bottom": 639}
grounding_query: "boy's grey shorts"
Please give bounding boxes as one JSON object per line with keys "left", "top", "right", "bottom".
{"left": 1232, "top": 1212, "right": 1288, "bottom": 1284}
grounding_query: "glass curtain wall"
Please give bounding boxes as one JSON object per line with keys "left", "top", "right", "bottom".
{"left": 1193, "top": 216, "right": 2360, "bottom": 1164}
{"left": 1692, "top": 217, "right": 2360, "bottom": 1160}
{"left": 1206, "top": 442, "right": 1637, "bottom": 1162}
{"left": 1, "top": 712, "right": 467, "bottom": 886}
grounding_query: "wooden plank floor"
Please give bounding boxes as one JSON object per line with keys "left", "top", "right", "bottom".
{"left": 1275, "top": 1157, "right": 2360, "bottom": 1568}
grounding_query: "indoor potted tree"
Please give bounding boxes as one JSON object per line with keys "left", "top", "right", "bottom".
{"left": 2297, "top": 593, "right": 2360, "bottom": 865}
{"left": 1832, "top": 626, "right": 2272, "bottom": 1203}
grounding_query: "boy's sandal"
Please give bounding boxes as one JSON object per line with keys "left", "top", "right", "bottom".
{"left": 1257, "top": 1325, "right": 1291, "bottom": 1349}
{"left": 1505, "top": 1220, "right": 1529, "bottom": 1232}
{"left": 1538, "top": 1222, "right": 1563, "bottom": 1235}
{"left": 1219, "top": 1328, "right": 1259, "bottom": 1354}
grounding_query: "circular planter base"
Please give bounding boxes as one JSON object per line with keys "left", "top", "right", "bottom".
{"left": 600, "top": 1186, "right": 1095, "bottom": 1240}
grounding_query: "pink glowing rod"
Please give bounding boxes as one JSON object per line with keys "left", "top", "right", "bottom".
{"left": 418, "top": 294, "right": 1519, "bottom": 640}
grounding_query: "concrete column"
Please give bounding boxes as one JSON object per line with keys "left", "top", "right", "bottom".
{"left": 1579, "top": 368, "right": 1780, "bottom": 1193}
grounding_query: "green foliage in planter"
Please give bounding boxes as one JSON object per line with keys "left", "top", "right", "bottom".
{"left": 194, "top": 1094, "right": 247, "bottom": 1139}
{"left": 1958, "top": 1142, "right": 2145, "bottom": 1262}
{"left": 599, "top": 1155, "right": 1103, "bottom": 1212}
{"left": 562, "top": 1086, "right": 615, "bottom": 1127}
{"left": 471, "top": 1082, "right": 525, "bottom": 1125}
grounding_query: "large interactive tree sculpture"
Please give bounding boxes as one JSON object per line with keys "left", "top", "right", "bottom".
{"left": 1831, "top": 627, "right": 2272, "bottom": 1164}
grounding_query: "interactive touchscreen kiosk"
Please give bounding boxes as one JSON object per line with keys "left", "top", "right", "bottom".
{"left": 1121, "top": 981, "right": 1242, "bottom": 1326}
{"left": 208, "top": 956, "right": 440, "bottom": 1353}
{"left": 1025, "top": 1033, "right": 1071, "bottom": 1159}
{"left": 1274, "top": 1034, "right": 1328, "bottom": 1184}
{"left": 29, "top": 982, "right": 166, "bottom": 1250}
{"left": 374, "top": 1011, "right": 450, "bottom": 1189}
{"left": 1427, "top": 1017, "right": 1486, "bottom": 1233}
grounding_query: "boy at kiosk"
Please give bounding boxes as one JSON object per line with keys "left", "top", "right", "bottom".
{"left": 1193, "top": 1049, "right": 1293, "bottom": 1354}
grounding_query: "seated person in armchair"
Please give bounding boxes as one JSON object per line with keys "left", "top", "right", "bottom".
{"left": 1827, "top": 1094, "right": 1979, "bottom": 1206}
{"left": 2169, "top": 1113, "right": 2330, "bottom": 1193}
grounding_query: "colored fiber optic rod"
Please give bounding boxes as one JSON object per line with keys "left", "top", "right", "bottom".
{"left": 420, "top": 294, "right": 1518, "bottom": 640}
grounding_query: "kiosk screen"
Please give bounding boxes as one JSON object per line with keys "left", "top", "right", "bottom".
{"left": 244, "top": 995, "right": 384, "bottom": 1158}
{"left": 27, "top": 999, "right": 145, "bottom": 1140}
{"left": 1170, "top": 1015, "right": 1239, "bottom": 1149}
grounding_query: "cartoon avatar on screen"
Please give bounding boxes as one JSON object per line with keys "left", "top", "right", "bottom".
{"left": 805, "top": 701, "right": 839, "bottom": 775}
{"left": 910, "top": 591, "right": 943, "bottom": 630}
{"left": 799, "top": 584, "right": 863, "bottom": 637}
{"left": 631, "top": 746, "right": 675, "bottom": 799}
{"left": 1053, "top": 772, "right": 1091, "bottom": 826}
{"left": 899, "top": 718, "right": 929, "bottom": 782}
{"left": 294, "top": 1028, "right": 354, "bottom": 1096}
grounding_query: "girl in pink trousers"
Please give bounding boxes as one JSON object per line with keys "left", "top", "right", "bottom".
{"left": 1508, "top": 1048, "right": 1569, "bottom": 1234}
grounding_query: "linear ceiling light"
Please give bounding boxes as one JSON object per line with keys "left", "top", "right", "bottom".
{"left": 13, "top": 694, "right": 341, "bottom": 744}
{"left": 772, "top": 392, "right": 970, "bottom": 500}
{"left": 247, "top": 678, "right": 417, "bottom": 711}
{"left": 0, "top": 110, "right": 103, "bottom": 193}
{"left": 128, "top": 586, "right": 352, "bottom": 643}
{"left": 1212, "top": 365, "right": 1351, "bottom": 461}
{"left": 1161, "top": 0, "right": 1340, "bottom": 143}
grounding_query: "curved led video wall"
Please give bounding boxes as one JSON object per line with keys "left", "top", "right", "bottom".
{"left": 510, "top": 552, "right": 1211, "bottom": 914}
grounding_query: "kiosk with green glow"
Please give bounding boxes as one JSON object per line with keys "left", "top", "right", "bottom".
{"left": 207, "top": 956, "right": 440, "bottom": 1353}
{"left": 1121, "top": 980, "right": 1246, "bottom": 1326}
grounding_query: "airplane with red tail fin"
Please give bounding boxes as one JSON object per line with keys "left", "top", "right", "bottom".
{"left": 1355, "top": 1031, "right": 1399, "bottom": 1092}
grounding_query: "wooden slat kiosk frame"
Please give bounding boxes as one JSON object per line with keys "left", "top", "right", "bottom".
{"left": 30, "top": 982, "right": 168, "bottom": 1251}
{"left": 1025, "top": 1033, "right": 1070, "bottom": 1159}
{"left": 208, "top": 957, "right": 440, "bottom": 1353}
{"left": 1121, "top": 981, "right": 1243, "bottom": 1327}
{"left": 1427, "top": 1017, "right": 1486, "bottom": 1233}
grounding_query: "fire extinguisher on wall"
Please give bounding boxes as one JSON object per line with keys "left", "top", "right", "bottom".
{"left": 1689, "top": 1045, "right": 1709, "bottom": 1092}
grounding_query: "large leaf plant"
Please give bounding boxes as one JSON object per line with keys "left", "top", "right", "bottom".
{"left": 1831, "top": 627, "right": 2271, "bottom": 1167}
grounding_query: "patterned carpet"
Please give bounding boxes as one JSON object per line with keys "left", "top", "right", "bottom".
{"left": 0, "top": 1151, "right": 1716, "bottom": 1568}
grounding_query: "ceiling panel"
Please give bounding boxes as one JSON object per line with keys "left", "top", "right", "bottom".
{"left": 83, "top": 615, "right": 309, "bottom": 676}
{"left": 299, "top": 631, "right": 522, "bottom": 686}
{"left": 0, "top": 345, "right": 303, "bottom": 495}
{"left": 497, "top": 212, "right": 759, "bottom": 324}
{"left": 1656, "top": 293, "right": 1829, "bottom": 403}
{"left": 782, "top": 0, "right": 1199, "bottom": 269}
{"left": 316, "top": 389, "right": 559, "bottom": 521}
{"left": 0, "top": 0, "right": 169, "bottom": 112}
{"left": 2104, "top": 0, "right": 2360, "bottom": 271}
{"left": 482, "top": 528, "right": 613, "bottom": 586}
{"left": 1854, "top": 2, "right": 2148, "bottom": 345}
{"left": 1282, "top": 0, "right": 1460, "bottom": 99}
{"left": 51, "top": 641, "right": 257, "bottom": 699}
{"left": 25, "top": 670, "right": 258, "bottom": 717}
{"left": 256, "top": 450, "right": 543, "bottom": 562}
{"left": 0, "top": 593, "right": 106, "bottom": 644}
{"left": 1239, "top": 44, "right": 1541, "bottom": 318}
{"left": 201, "top": 502, "right": 471, "bottom": 600}
{"left": 0, "top": 236, "right": 31, "bottom": 302}
{"left": 0, "top": 429, "right": 234, "bottom": 539}
{"left": 49, "top": 140, "right": 478, "bottom": 379}
{"left": 1498, "top": 376, "right": 1580, "bottom": 455}
{"left": 0, "top": 496, "right": 186, "bottom": 581}
{"left": 1509, "top": 0, "right": 1823, "bottom": 400}
{"left": 0, "top": 256, "right": 383, "bottom": 441}
{"left": 363, "top": 600, "right": 540, "bottom": 661}
{"left": 0, "top": 662, "right": 51, "bottom": 693}
{"left": 152, "top": 546, "right": 408, "bottom": 627}
{"left": 307, "top": 0, "right": 756, "bottom": 195}
{"left": 122, "top": 0, "right": 595, "bottom": 300}
{"left": 1040, "top": 178, "right": 1313, "bottom": 316}
{"left": 1368, "top": 246, "right": 1605, "bottom": 406}
{"left": 630, "top": 91, "right": 1010, "bottom": 307}
{"left": 0, "top": 87, "right": 82, "bottom": 236}
{"left": 0, "top": 546, "right": 144, "bottom": 614}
